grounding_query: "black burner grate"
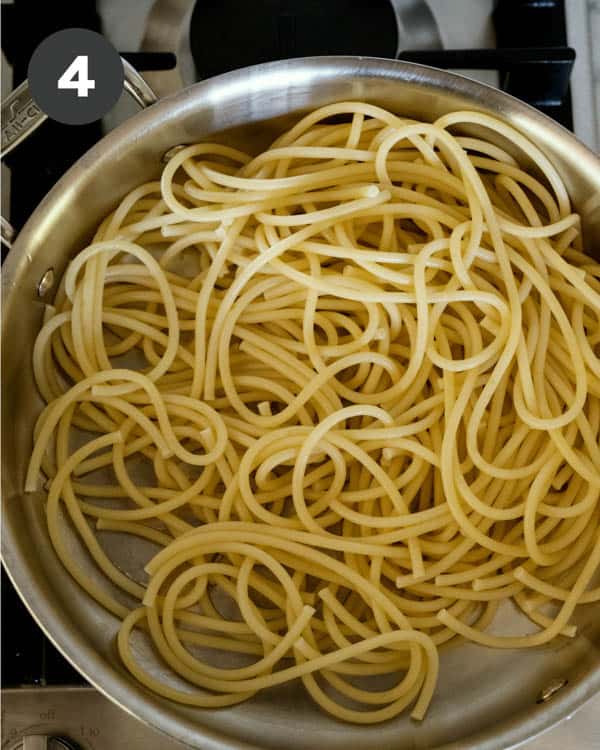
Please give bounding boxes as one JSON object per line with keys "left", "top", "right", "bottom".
{"left": 190, "top": 0, "right": 398, "bottom": 79}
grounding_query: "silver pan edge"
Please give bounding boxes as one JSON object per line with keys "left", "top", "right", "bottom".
{"left": 2, "top": 57, "right": 600, "bottom": 750}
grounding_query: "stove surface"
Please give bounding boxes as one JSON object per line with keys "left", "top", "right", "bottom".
{"left": 1, "top": 686, "right": 599, "bottom": 750}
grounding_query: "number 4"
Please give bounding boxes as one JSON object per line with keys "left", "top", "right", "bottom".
{"left": 58, "top": 55, "right": 96, "bottom": 98}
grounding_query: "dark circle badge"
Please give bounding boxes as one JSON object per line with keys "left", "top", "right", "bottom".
{"left": 28, "top": 28, "right": 124, "bottom": 125}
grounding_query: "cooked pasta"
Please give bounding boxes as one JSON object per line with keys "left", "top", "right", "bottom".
{"left": 27, "top": 102, "right": 600, "bottom": 724}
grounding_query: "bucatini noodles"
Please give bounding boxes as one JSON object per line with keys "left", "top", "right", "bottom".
{"left": 27, "top": 102, "right": 600, "bottom": 723}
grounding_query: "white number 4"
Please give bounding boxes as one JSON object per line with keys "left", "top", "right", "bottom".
{"left": 58, "top": 55, "right": 95, "bottom": 98}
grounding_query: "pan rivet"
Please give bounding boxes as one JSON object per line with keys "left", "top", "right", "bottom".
{"left": 162, "top": 144, "right": 187, "bottom": 163}
{"left": 37, "top": 268, "right": 55, "bottom": 298}
{"left": 537, "top": 678, "right": 568, "bottom": 703}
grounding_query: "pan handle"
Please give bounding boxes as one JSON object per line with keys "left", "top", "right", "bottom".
{"left": 121, "top": 58, "right": 160, "bottom": 110}
{"left": 0, "top": 78, "right": 47, "bottom": 160}
{"left": 0, "top": 59, "right": 158, "bottom": 248}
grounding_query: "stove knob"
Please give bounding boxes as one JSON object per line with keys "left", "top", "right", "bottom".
{"left": 16, "top": 736, "right": 82, "bottom": 750}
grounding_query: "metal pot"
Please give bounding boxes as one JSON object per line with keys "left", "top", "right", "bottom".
{"left": 2, "top": 57, "right": 600, "bottom": 750}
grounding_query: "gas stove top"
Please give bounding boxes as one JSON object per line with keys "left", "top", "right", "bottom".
{"left": 1, "top": 1, "right": 599, "bottom": 748}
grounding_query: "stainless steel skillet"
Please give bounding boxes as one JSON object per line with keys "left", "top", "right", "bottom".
{"left": 2, "top": 57, "right": 600, "bottom": 750}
